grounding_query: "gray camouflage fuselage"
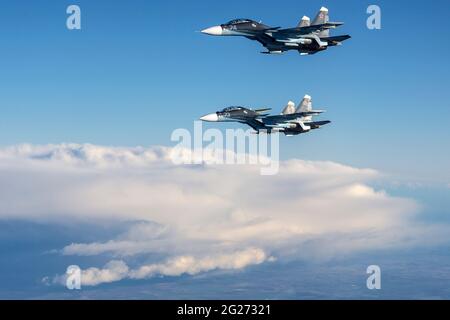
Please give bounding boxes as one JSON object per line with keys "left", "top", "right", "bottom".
{"left": 201, "top": 8, "right": 350, "bottom": 55}
{"left": 200, "top": 97, "right": 331, "bottom": 136}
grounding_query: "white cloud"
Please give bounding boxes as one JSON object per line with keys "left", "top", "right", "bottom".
{"left": 128, "top": 247, "right": 269, "bottom": 280}
{"left": 0, "top": 143, "right": 441, "bottom": 286}
{"left": 81, "top": 260, "right": 130, "bottom": 286}
{"left": 52, "top": 248, "right": 270, "bottom": 286}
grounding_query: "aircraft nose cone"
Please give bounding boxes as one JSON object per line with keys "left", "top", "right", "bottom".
{"left": 200, "top": 113, "right": 219, "bottom": 122}
{"left": 201, "top": 26, "right": 223, "bottom": 36}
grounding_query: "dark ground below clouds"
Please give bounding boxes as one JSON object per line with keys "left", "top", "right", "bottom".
{"left": 1, "top": 220, "right": 450, "bottom": 299}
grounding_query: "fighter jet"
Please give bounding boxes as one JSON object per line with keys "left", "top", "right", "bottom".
{"left": 200, "top": 95, "right": 330, "bottom": 136}
{"left": 201, "top": 7, "right": 350, "bottom": 55}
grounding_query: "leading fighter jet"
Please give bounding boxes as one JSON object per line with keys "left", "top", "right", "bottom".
{"left": 200, "top": 95, "right": 330, "bottom": 136}
{"left": 201, "top": 7, "right": 350, "bottom": 55}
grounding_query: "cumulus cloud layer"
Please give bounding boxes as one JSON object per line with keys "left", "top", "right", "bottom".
{"left": 0, "top": 144, "right": 431, "bottom": 286}
{"left": 78, "top": 248, "right": 269, "bottom": 286}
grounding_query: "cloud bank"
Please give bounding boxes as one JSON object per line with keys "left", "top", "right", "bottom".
{"left": 78, "top": 248, "right": 269, "bottom": 286}
{"left": 0, "top": 143, "right": 434, "bottom": 286}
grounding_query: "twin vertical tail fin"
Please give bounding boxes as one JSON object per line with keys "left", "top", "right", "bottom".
{"left": 296, "top": 95, "right": 313, "bottom": 121}
{"left": 297, "top": 16, "right": 311, "bottom": 28}
{"left": 281, "top": 101, "right": 296, "bottom": 115}
{"left": 296, "top": 95, "right": 312, "bottom": 113}
{"left": 311, "top": 7, "right": 330, "bottom": 37}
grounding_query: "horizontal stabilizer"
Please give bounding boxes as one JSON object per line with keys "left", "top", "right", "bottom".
{"left": 260, "top": 50, "right": 283, "bottom": 54}
{"left": 305, "top": 120, "right": 331, "bottom": 128}
{"left": 302, "top": 110, "right": 325, "bottom": 116}
{"left": 322, "top": 22, "right": 344, "bottom": 29}
{"left": 321, "top": 35, "right": 351, "bottom": 46}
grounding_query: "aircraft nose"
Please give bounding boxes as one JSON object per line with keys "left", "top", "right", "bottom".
{"left": 200, "top": 113, "right": 219, "bottom": 122}
{"left": 201, "top": 26, "right": 223, "bottom": 36}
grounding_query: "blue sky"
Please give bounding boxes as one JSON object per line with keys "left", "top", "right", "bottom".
{"left": 0, "top": 0, "right": 450, "bottom": 299}
{"left": 0, "top": 0, "right": 449, "bottom": 183}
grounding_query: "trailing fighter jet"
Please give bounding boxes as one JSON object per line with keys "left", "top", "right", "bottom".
{"left": 200, "top": 95, "right": 330, "bottom": 136}
{"left": 201, "top": 7, "right": 350, "bottom": 55}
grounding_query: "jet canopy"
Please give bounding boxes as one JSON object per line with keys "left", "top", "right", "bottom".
{"left": 222, "top": 106, "right": 244, "bottom": 112}
{"left": 226, "top": 19, "right": 254, "bottom": 25}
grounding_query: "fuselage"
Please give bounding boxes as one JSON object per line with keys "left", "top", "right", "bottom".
{"left": 200, "top": 106, "right": 330, "bottom": 136}
{"left": 202, "top": 19, "right": 272, "bottom": 37}
{"left": 201, "top": 106, "right": 261, "bottom": 123}
{"left": 201, "top": 15, "right": 350, "bottom": 55}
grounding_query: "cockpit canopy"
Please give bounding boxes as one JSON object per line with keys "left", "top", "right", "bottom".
{"left": 222, "top": 106, "right": 244, "bottom": 112}
{"left": 226, "top": 19, "right": 254, "bottom": 25}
